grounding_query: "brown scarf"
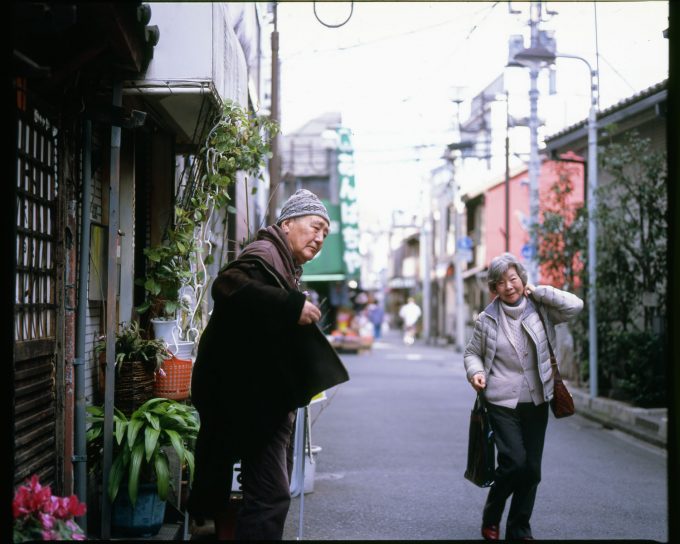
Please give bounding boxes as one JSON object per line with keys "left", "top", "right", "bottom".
{"left": 236, "top": 225, "right": 302, "bottom": 290}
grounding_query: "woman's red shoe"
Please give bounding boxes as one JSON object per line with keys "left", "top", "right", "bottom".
{"left": 481, "top": 525, "right": 500, "bottom": 540}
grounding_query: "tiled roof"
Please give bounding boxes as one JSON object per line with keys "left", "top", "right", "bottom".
{"left": 545, "top": 79, "right": 668, "bottom": 142}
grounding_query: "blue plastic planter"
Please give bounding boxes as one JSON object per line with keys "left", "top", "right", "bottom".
{"left": 112, "top": 482, "right": 167, "bottom": 537}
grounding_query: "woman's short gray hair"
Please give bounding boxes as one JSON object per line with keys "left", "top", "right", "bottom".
{"left": 487, "top": 252, "right": 528, "bottom": 291}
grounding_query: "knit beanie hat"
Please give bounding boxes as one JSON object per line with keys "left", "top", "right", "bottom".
{"left": 276, "top": 189, "right": 330, "bottom": 225}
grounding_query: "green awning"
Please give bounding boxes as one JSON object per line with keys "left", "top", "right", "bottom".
{"left": 301, "top": 273, "right": 346, "bottom": 282}
{"left": 301, "top": 201, "right": 345, "bottom": 276}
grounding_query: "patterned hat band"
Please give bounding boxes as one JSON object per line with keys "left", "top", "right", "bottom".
{"left": 276, "top": 189, "right": 330, "bottom": 225}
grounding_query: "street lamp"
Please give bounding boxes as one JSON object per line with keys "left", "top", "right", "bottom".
{"left": 513, "top": 46, "right": 599, "bottom": 399}
{"left": 444, "top": 141, "right": 475, "bottom": 352}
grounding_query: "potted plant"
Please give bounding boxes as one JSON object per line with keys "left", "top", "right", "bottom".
{"left": 86, "top": 397, "right": 199, "bottom": 537}
{"left": 135, "top": 242, "right": 193, "bottom": 346}
{"left": 95, "top": 321, "right": 170, "bottom": 416}
{"left": 136, "top": 100, "right": 277, "bottom": 345}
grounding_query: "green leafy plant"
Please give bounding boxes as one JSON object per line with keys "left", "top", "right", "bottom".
{"left": 86, "top": 398, "right": 199, "bottom": 506}
{"left": 596, "top": 129, "right": 667, "bottom": 331}
{"left": 598, "top": 329, "right": 665, "bottom": 407}
{"left": 592, "top": 129, "right": 667, "bottom": 405}
{"left": 539, "top": 130, "right": 667, "bottom": 406}
{"left": 94, "top": 321, "right": 170, "bottom": 372}
{"left": 533, "top": 159, "right": 589, "bottom": 383}
{"left": 535, "top": 159, "right": 587, "bottom": 291}
{"left": 135, "top": 99, "right": 278, "bottom": 320}
{"left": 135, "top": 245, "right": 193, "bottom": 319}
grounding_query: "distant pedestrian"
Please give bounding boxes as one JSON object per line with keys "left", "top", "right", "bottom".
{"left": 399, "top": 297, "right": 421, "bottom": 345}
{"left": 464, "top": 252, "right": 583, "bottom": 541}
{"left": 367, "top": 301, "right": 385, "bottom": 339}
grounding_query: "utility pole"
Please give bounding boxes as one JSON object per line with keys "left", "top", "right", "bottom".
{"left": 421, "top": 177, "right": 432, "bottom": 344}
{"left": 587, "top": 79, "right": 599, "bottom": 398}
{"left": 513, "top": 23, "right": 598, "bottom": 399}
{"left": 416, "top": 144, "right": 433, "bottom": 344}
{"left": 451, "top": 97, "right": 466, "bottom": 352}
{"left": 504, "top": 90, "right": 510, "bottom": 252}
{"left": 454, "top": 202, "right": 465, "bottom": 351}
{"left": 527, "top": 1, "right": 541, "bottom": 283}
{"left": 267, "top": 2, "right": 281, "bottom": 224}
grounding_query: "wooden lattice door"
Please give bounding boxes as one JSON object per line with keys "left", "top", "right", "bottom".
{"left": 14, "top": 108, "right": 62, "bottom": 487}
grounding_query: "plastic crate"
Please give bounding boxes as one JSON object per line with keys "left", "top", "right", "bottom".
{"left": 153, "top": 356, "right": 192, "bottom": 400}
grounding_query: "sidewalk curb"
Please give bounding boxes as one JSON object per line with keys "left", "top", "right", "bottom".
{"left": 423, "top": 338, "right": 668, "bottom": 449}
{"left": 569, "top": 385, "right": 667, "bottom": 449}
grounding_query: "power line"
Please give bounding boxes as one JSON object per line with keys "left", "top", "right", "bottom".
{"left": 281, "top": 4, "right": 495, "bottom": 61}
{"left": 598, "top": 53, "right": 637, "bottom": 93}
{"left": 353, "top": 156, "right": 446, "bottom": 166}
{"left": 462, "top": 1, "right": 500, "bottom": 41}
{"left": 354, "top": 142, "right": 453, "bottom": 153}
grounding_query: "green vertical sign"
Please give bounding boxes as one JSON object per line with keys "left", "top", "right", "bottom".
{"left": 301, "top": 201, "right": 344, "bottom": 275}
{"left": 337, "top": 127, "right": 360, "bottom": 279}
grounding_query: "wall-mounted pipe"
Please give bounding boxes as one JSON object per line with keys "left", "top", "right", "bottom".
{"left": 73, "top": 119, "right": 93, "bottom": 529}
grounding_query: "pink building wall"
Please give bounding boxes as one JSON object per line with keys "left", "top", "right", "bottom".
{"left": 483, "top": 157, "right": 585, "bottom": 283}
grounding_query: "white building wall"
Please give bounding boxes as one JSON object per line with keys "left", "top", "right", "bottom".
{"left": 140, "top": 2, "right": 249, "bottom": 106}
{"left": 144, "top": 3, "right": 214, "bottom": 83}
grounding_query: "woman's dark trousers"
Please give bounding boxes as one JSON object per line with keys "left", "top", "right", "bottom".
{"left": 483, "top": 402, "right": 549, "bottom": 540}
{"left": 235, "top": 411, "right": 296, "bottom": 540}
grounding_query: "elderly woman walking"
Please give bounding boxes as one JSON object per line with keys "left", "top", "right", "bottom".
{"left": 464, "top": 253, "right": 583, "bottom": 541}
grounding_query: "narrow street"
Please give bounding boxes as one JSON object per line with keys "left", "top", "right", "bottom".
{"left": 284, "top": 330, "right": 668, "bottom": 541}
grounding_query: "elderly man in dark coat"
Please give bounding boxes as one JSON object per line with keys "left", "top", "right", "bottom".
{"left": 187, "top": 189, "right": 348, "bottom": 540}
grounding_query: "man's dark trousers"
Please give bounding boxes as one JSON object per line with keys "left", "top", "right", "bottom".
{"left": 482, "top": 401, "right": 549, "bottom": 540}
{"left": 235, "top": 410, "right": 296, "bottom": 540}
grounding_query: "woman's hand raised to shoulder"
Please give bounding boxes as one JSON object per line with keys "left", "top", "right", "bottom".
{"left": 524, "top": 283, "right": 536, "bottom": 296}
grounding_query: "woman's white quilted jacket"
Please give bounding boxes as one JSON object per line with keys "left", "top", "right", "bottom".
{"left": 463, "top": 285, "right": 584, "bottom": 402}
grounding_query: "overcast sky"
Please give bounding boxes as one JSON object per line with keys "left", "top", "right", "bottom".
{"left": 276, "top": 2, "right": 669, "bottom": 230}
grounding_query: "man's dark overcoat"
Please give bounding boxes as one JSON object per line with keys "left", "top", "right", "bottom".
{"left": 191, "top": 224, "right": 347, "bottom": 458}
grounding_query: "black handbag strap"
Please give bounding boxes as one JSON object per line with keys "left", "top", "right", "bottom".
{"left": 528, "top": 294, "right": 560, "bottom": 380}
{"left": 477, "top": 390, "right": 491, "bottom": 414}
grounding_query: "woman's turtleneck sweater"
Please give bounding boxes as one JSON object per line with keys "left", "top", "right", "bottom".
{"left": 485, "top": 296, "right": 545, "bottom": 408}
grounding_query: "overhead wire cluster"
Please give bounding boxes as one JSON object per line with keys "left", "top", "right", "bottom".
{"left": 286, "top": 2, "right": 507, "bottom": 166}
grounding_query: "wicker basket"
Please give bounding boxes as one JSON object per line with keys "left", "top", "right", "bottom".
{"left": 153, "top": 356, "right": 192, "bottom": 400}
{"left": 114, "top": 360, "right": 156, "bottom": 417}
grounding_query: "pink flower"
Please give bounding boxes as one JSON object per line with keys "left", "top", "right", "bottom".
{"left": 41, "top": 529, "right": 57, "bottom": 540}
{"left": 53, "top": 496, "right": 69, "bottom": 518}
{"left": 13, "top": 474, "right": 87, "bottom": 542}
{"left": 44, "top": 495, "right": 59, "bottom": 515}
{"left": 13, "top": 487, "right": 30, "bottom": 517}
{"left": 38, "top": 512, "right": 55, "bottom": 530}
{"left": 66, "top": 495, "right": 87, "bottom": 518}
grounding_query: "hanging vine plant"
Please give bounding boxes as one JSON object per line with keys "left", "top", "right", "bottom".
{"left": 136, "top": 99, "right": 278, "bottom": 319}
{"left": 204, "top": 99, "right": 278, "bottom": 211}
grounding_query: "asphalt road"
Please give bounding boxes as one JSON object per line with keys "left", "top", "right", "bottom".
{"left": 283, "top": 329, "right": 668, "bottom": 541}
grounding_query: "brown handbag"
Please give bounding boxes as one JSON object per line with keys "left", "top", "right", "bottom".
{"left": 531, "top": 296, "right": 575, "bottom": 418}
